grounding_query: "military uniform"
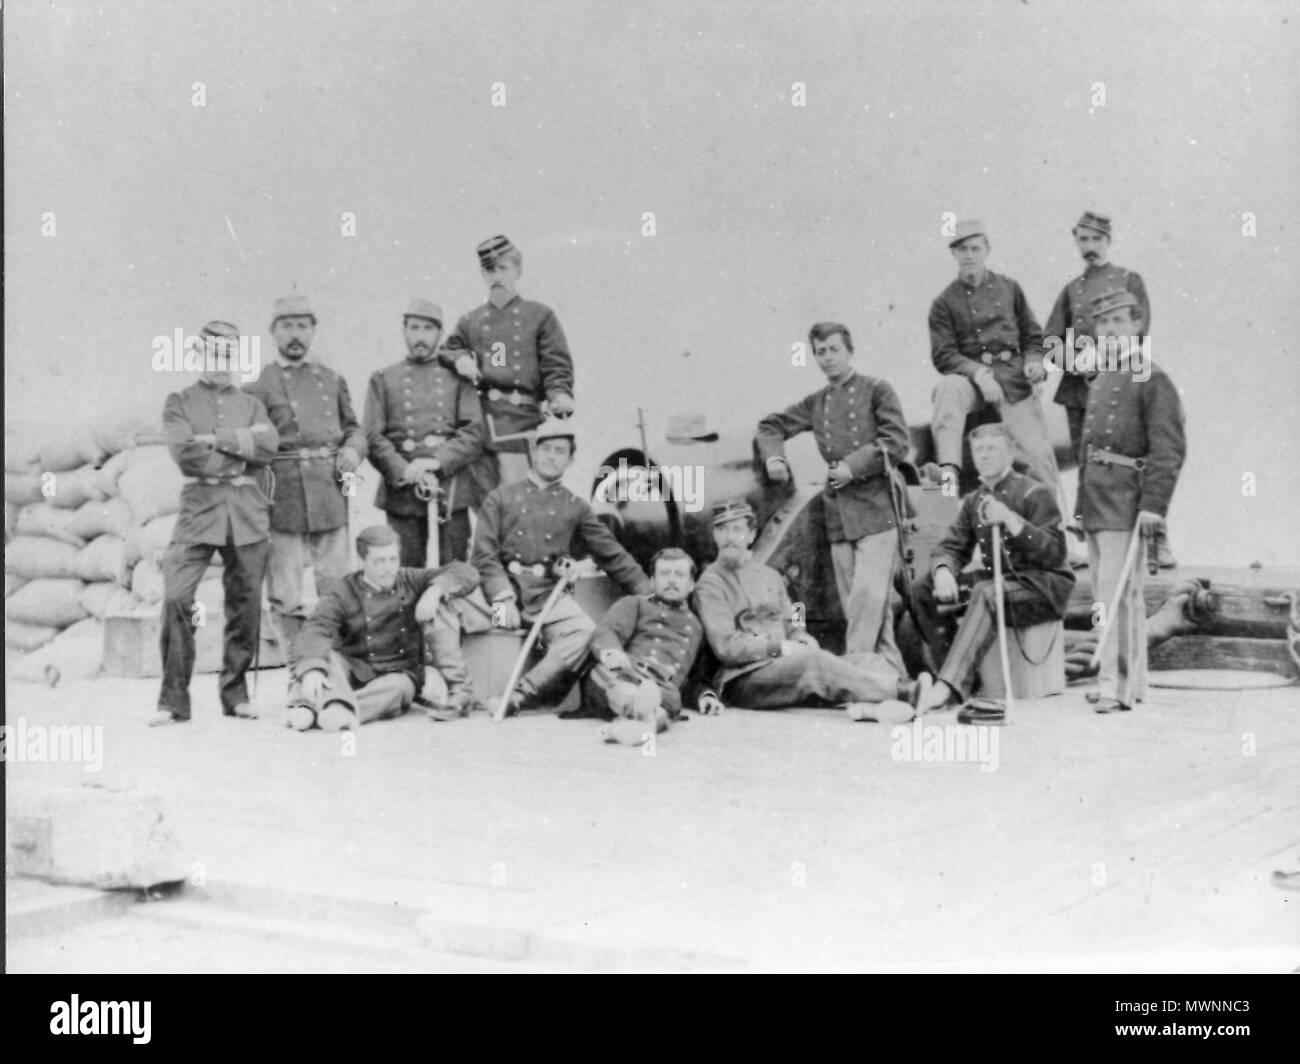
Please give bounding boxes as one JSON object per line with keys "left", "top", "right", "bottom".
{"left": 244, "top": 351, "right": 366, "bottom": 657}
{"left": 294, "top": 561, "right": 480, "bottom": 722}
{"left": 364, "top": 357, "right": 497, "bottom": 566}
{"left": 585, "top": 593, "right": 704, "bottom": 721}
{"left": 1044, "top": 213, "right": 1152, "bottom": 460}
{"left": 913, "top": 468, "right": 1075, "bottom": 701}
{"left": 158, "top": 369, "right": 280, "bottom": 721}
{"left": 469, "top": 474, "right": 651, "bottom": 701}
{"left": 929, "top": 260, "right": 1059, "bottom": 488}
{"left": 438, "top": 236, "right": 575, "bottom": 484}
{"left": 1077, "top": 331, "right": 1185, "bottom": 708}
{"left": 756, "top": 370, "right": 909, "bottom": 670}
{"left": 692, "top": 556, "right": 900, "bottom": 710}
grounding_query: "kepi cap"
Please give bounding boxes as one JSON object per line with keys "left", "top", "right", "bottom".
{"left": 403, "top": 298, "right": 443, "bottom": 326}
{"left": 948, "top": 219, "right": 986, "bottom": 248}
{"left": 712, "top": 500, "right": 756, "bottom": 527}
{"left": 1089, "top": 289, "right": 1139, "bottom": 317}
{"left": 271, "top": 295, "right": 316, "bottom": 325}
{"left": 477, "top": 235, "right": 518, "bottom": 269}
{"left": 200, "top": 320, "right": 241, "bottom": 341}
{"left": 1072, "top": 211, "right": 1112, "bottom": 238}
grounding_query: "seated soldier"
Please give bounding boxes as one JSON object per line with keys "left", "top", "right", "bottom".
{"left": 914, "top": 424, "right": 1076, "bottom": 715}
{"left": 692, "top": 501, "right": 922, "bottom": 723}
{"left": 467, "top": 418, "right": 652, "bottom": 719}
{"left": 585, "top": 547, "right": 705, "bottom": 745}
{"left": 288, "top": 525, "right": 480, "bottom": 731}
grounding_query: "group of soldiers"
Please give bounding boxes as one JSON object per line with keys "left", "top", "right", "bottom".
{"left": 149, "top": 212, "right": 1186, "bottom": 736}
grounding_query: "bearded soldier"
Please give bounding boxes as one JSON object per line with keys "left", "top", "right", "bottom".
{"left": 364, "top": 298, "right": 497, "bottom": 567}
{"left": 244, "top": 295, "right": 366, "bottom": 662}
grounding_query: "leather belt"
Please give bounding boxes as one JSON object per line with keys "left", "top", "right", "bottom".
{"left": 400, "top": 434, "right": 447, "bottom": 454}
{"left": 979, "top": 348, "right": 1019, "bottom": 365}
{"left": 274, "top": 447, "right": 338, "bottom": 462}
{"left": 507, "top": 560, "right": 549, "bottom": 578}
{"left": 484, "top": 388, "right": 539, "bottom": 408}
{"left": 184, "top": 475, "right": 254, "bottom": 486}
{"left": 1088, "top": 446, "right": 1145, "bottom": 471}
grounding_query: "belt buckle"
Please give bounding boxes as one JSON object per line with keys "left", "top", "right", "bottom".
{"left": 422, "top": 434, "right": 439, "bottom": 448}
{"left": 402, "top": 439, "right": 415, "bottom": 453}
{"left": 507, "top": 391, "right": 522, "bottom": 406}
{"left": 999, "top": 350, "right": 1011, "bottom": 363}
{"left": 980, "top": 352, "right": 993, "bottom": 366}
{"left": 487, "top": 388, "right": 503, "bottom": 402}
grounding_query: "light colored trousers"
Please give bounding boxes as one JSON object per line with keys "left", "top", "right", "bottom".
{"left": 830, "top": 529, "right": 904, "bottom": 674}
{"left": 931, "top": 375, "right": 1060, "bottom": 490}
{"left": 319, "top": 651, "right": 416, "bottom": 724}
{"left": 520, "top": 593, "right": 596, "bottom": 696}
{"left": 725, "top": 649, "right": 901, "bottom": 710}
{"left": 267, "top": 526, "right": 350, "bottom": 663}
{"left": 1086, "top": 529, "right": 1148, "bottom": 706}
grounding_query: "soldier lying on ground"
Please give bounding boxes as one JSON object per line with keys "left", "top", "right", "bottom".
{"left": 692, "top": 501, "right": 923, "bottom": 723}
{"left": 585, "top": 547, "right": 705, "bottom": 745}
{"left": 286, "top": 525, "right": 480, "bottom": 731}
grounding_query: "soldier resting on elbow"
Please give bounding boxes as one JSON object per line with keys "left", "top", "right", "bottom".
{"left": 585, "top": 547, "right": 705, "bottom": 745}
{"left": 286, "top": 525, "right": 481, "bottom": 730}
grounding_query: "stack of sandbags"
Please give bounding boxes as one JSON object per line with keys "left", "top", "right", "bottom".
{"left": 4, "top": 413, "right": 187, "bottom": 676}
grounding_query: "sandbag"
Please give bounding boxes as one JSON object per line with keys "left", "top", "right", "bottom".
{"left": 5, "top": 619, "right": 59, "bottom": 651}
{"left": 68, "top": 497, "right": 134, "bottom": 539}
{"left": 74, "top": 535, "right": 126, "bottom": 583}
{"left": 21, "top": 430, "right": 105, "bottom": 474}
{"left": 131, "top": 557, "right": 166, "bottom": 604}
{"left": 80, "top": 581, "right": 136, "bottom": 619}
{"left": 5, "top": 535, "right": 82, "bottom": 580}
{"left": 118, "top": 453, "right": 184, "bottom": 524}
{"left": 93, "top": 408, "right": 166, "bottom": 457}
{"left": 92, "top": 444, "right": 171, "bottom": 497}
{"left": 5, "top": 501, "right": 17, "bottom": 541}
{"left": 7, "top": 573, "right": 29, "bottom": 597}
{"left": 44, "top": 464, "right": 108, "bottom": 511}
{"left": 10, "top": 617, "right": 103, "bottom": 684}
{"left": 5, "top": 577, "right": 89, "bottom": 627}
{"left": 15, "top": 502, "right": 86, "bottom": 546}
{"left": 5, "top": 472, "right": 45, "bottom": 506}
{"left": 122, "top": 513, "right": 179, "bottom": 569}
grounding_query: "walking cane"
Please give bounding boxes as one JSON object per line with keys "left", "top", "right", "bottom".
{"left": 490, "top": 564, "right": 578, "bottom": 723}
{"left": 1087, "top": 524, "right": 1146, "bottom": 673}
{"left": 991, "top": 522, "right": 1015, "bottom": 722}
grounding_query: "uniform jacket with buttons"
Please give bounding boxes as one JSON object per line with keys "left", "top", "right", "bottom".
{"left": 929, "top": 468, "right": 1076, "bottom": 619}
{"left": 929, "top": 271, "right": 1045, "bottom": 404}
{"left": 243, "top": 360, "right": 367, "bottom": 534}
{"left": 590, "top": 593, "right": 704, "bottom": 692}
{"left": 163, "top": 381, "right": 280, "bottom": 547}
{"left": 692, "top": 557, "right": 817, "bottom": 689}
{"left": 363, "top": 358, "right": 498, "bottom": 517}
{"left": 438, "top": 295, "right": 574, "bottom": 452}
{"left": 1044, "top": 263, "right": 1150, "bottom": 411}
{"left": 754, "top": 371, "right": 910, "bottom": 542}
{"left": 472, "top": 476, "right": 651, "bottom": 614}
{"left": 294, "top": 561, "right": 479, "bottom": 692}
{"left": 1077, "top": 362, "right": 1185, "bottom": 531}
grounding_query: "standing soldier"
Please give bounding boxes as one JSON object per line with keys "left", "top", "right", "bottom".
{"left": 244, "top": 295, "right": 366, "bottom": 663}
{"left": 364, "top": 298, "right": 497, "bottom": 567}
{"left": 1076, "top": 290, "right": 1185, "bottom": 714}
{"left": 438, "top": 235, "right": 575, "bottom": 484}
{"left": 1043, "top": 211, "right": 1173, "bottom": 567}
{"left": 756, "top": 321, "right": 910, "bottom": 674}
{"left": 150, "top": 321, "right": 280, "bottom": 726}
{"left": 926, "top": 219, "right": 1058, "bottom": 492}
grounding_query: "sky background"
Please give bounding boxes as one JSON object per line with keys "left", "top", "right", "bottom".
{"left": 6, "top": 0, "right": 1298, "bottom": 566}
